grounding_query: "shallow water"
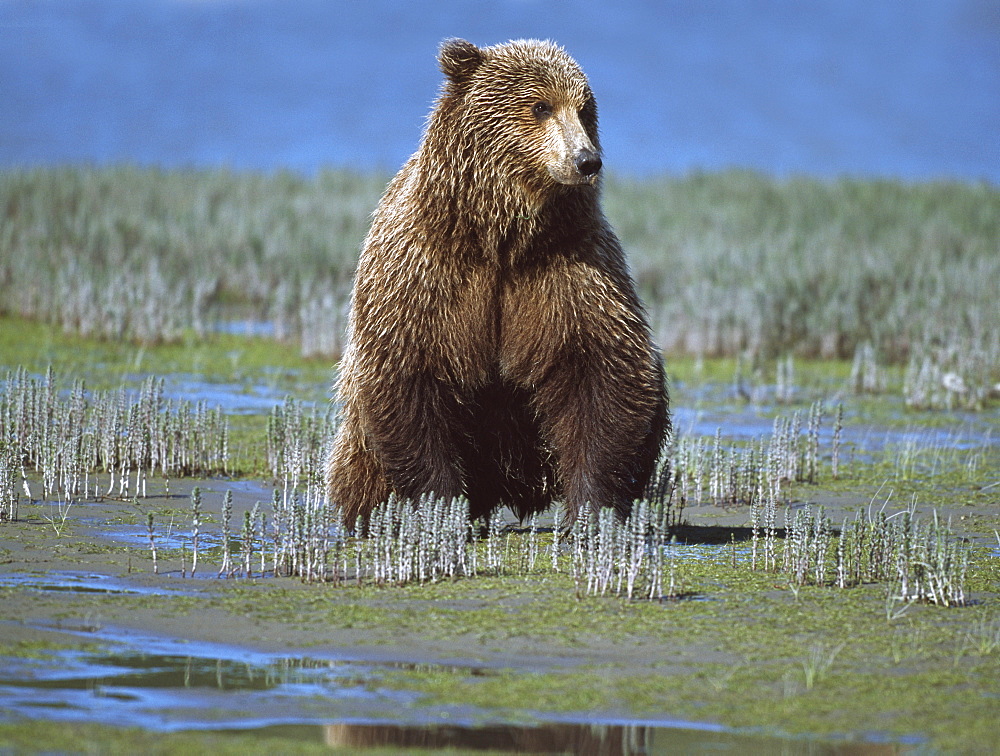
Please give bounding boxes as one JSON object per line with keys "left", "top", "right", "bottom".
{"left": 0, "top": 630, "right": 414, "bottom": 732}
{"left": 0, "top": 571, "right": 179, "bottom": 597}
{"left": 70, "top": 362, "right": 1000, "bottom": 453}
{"left": 149, "top": 373, "right": 310, "bottom": 415}
{"left": 1, "top": 356, "right": 991, "bottom": 750}
{"left": 0, "top": 625, "right": 915, "bottom": 753}
{"left": 79, "top": 519, "right": 227, "bottom": 553}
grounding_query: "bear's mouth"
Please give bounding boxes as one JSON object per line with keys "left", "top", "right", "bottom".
{"left": 548, "top": 144, "right": 602, "bottom": 185}
{"left": 547, "top": 164, "right": 601, "bottom": 186}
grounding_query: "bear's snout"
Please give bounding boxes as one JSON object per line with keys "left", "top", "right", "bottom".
{"left": 544, "top": 107, "right": 602, "bottom": 186}
{"left": 574, "top": 150, "right": 602, "bottom": 178}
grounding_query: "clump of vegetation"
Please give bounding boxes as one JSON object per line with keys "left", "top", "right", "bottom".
{"left": 0, "top": 434, "right": 20, "bottom": 522}
{"left": 903, "top": 336, "right": 999, "bottom": 411}
{"left": 115, "top": 388, "right": 974, "bottom": 607}
{"left": 0, "top": 358, "right": 979, "bottom": 610}
{"left": 0, "top": 367, "right": 229, "bottom": 502}
{"left": 360, "top": 494, "right": 476, "bottom": 585}
{"left": 265, "top": 396, "right": 336, "bottom": 485}
{"left": 849, "top": 341, "right": 887, "bottom": 395}
{"left": 140, "top": 476, "right": 972, "bottom": 613}
{"left": 754, "top": 498, "right": 970, "bottom": 606}
{"left": 659, "top": 401, "right": 827, "bottom": 512}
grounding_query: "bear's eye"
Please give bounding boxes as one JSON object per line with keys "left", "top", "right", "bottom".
{"left": 532, "top": 101, "right": 553, "bottom": 121}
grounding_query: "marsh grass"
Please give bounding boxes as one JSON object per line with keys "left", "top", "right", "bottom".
{"left": 0, "top": 166, "right": 384, "bottom": 352}
{"left": 753, "top": 496, "right": 971, "bottom": 607}
{"left": 605, "top": 173, "right": 1000, "bottom": 361}
{"left": 877, "top": 427, "right": 994, "bottom": 485}
{"left": 142, "top": 475, "right": 971, "bottom": 611}
{"left": 176, "top": 400, "right": 967, "bottom": 606}
{"left": 0, "top": 362, "right": 976, "bottom": 608}
{"left": 963, "top": 618, "right": 1000, "bottom": 656}
{"left": 0, "top": 367, "right": 229, "bottom": 503}
{"left": 189, "top": 486, "right": 202, "bottom": 577}
{"left": 0, "top": 436, "right": 19, "bottom": 521}
{"left": 146, "top": 512, "right": 158, "bottom": 575}
{"left": 2, "top": 168, "right": 997, "bottom": 406}
{"left": 660, "top": 401, "right": 829, "bottom": 514}
{"left": 800, "top": 641, "right": 845, "bottom": 691}
{"left": 903, "top": 336, "right": 999, "bottom": 411}
{"left": 265, "top": 397, "right": 336, "bottom": 486}
{"left": 42, "top": 498, "right": 73, "bottom": 537}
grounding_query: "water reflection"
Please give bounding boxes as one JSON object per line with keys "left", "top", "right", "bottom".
{"left": 322, "top": 721, "right": 909, "bottom": 754}
{"left": 0, "top": 633, "right": 916, "bottom": 753}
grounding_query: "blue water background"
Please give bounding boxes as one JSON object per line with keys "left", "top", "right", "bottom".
{"left": 2, "top": 0, "right": 998, "bottom": 181}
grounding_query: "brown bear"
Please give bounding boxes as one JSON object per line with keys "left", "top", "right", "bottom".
{"left": 326, "top": 38, "right": 669, "bottom": 530}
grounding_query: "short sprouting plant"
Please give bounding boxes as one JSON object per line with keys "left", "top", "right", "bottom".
{"left": 147, "top": 512, "right": 158, "bottom": 575}
{"left": 190, "top": 486, "right": 201, "bottom": 577}
{"left": 750, "top": 498, "right": 970, "bottom": 607}
{"left": 43, "top": 498, "right": 73, "bottom": 537}
{"left": 0, "top": 435, "right": 19, "bottom": 521}
{"left": 801, "top": 642, "right": 845, "bottom": 691}
{"left": 218, "top": 489, "right": 233, "bottom": 578}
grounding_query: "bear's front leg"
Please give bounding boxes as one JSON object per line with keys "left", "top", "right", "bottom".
{"left": 340, "top": 239, "right": 498, "bottom": 518}
{"left": 356, "top": 370, "right": 471, "bottom": 504}
{"left": 326, "top": 406, "right": 391, "bottom": 531}
{"left": 537, "top": 352, "right": 666, "bottom": 522}
{"left": 503, "top": 256, "right": 668, "bottom": 522}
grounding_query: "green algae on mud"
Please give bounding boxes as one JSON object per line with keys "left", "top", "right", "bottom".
{"left": 0, "top": 315, "right": 333, "bottom": 390}
{"left": 2, "top": 500, "right": 997, "bottom": 751}
{"left": 231, "top": 556, "right": 999, "bottom": 751}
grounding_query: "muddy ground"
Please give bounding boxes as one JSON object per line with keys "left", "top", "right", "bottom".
{"left": 2, "top": 468, "right": 998, "bottom": 754}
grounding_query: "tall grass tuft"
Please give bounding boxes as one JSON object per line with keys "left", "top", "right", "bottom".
{"left": 662, "top": 401, "right": 837, "bottom": 514}
{"left": 755, "top": 500, "right": 970, "bottom": 607}
{"left": 0, "top": 434, "right": 20, "bottom": 521}
{"left": 0, "top": 368, "right": 229, "bottom": 501}
{"left": 266, "top": 397, "right": 337, "bottom": 581}
{"left": 903, "top": 334, "right": 999, "bottom": 411}
{"left": 365, "top": 494, "right": 473, "bottom": 585}
{"left": 265, "top": 397, "right": 336, "bottom": 485}
{"left": 568, "top": 500, "right": 676, "bottom": 600}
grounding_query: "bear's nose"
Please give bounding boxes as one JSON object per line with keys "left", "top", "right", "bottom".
{"left": 574, "top": 151, "right": 602, "bottom": 177}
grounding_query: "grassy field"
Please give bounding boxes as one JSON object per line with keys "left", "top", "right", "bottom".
{"left": 2, "top": 167, "right": 998, "bottom": 405}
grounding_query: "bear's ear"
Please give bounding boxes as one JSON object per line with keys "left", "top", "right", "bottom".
{"left": 439, "top": 38, "right": 483, "bottom": 85}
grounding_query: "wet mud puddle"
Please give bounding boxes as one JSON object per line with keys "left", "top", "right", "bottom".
{"left": 0, "top": 571, "right": 180, "bottom": 596}
{"left": 0, "top": 623, "right": 915, "bottom": 754}
{"left": 0, "top": 628, "right": 416, "bottom": 732}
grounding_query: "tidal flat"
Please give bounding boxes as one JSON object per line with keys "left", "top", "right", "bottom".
{"left": 1, "top": 317, "right": 997, "bottom": 754}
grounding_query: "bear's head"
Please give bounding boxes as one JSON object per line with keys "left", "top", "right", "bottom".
{"left": 437, "top": 38, "right": 602, "bottom": 188}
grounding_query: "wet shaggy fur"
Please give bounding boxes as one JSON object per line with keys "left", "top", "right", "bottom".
{"left": 327, "top": 38, "right": 669, "bottom": 529}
